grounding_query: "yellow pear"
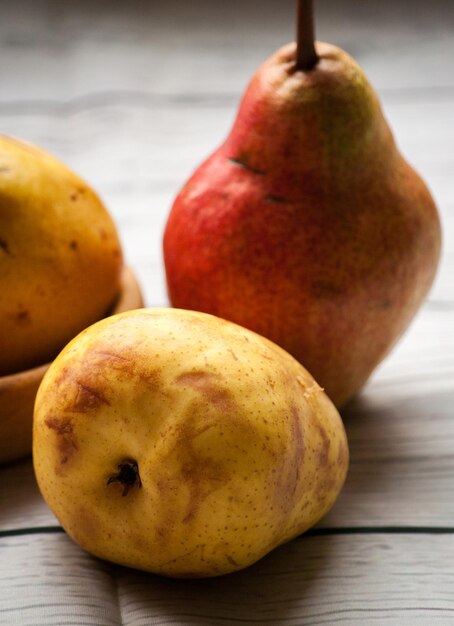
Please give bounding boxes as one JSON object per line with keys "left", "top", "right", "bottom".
{"left": 0, "top": 135, "right": 123, "bottom": 376}
{"left": 33, "top": 307, "right": 348, "bottom": 578}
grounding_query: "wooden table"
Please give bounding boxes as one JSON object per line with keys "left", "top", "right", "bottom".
{"left": 1, "top": 0, "right": 453, "bottom": 623}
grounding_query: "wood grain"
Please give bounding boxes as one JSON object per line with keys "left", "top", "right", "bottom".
{"left": 1, "top": 530, "right": 454, "bottom": 625}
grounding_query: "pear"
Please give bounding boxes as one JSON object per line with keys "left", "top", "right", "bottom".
{"left": 0, "top": 135, "right": 123, "bottom": 376}
{"left": 163, "top": 28, "right": 441, "bottom": 407}
{"left": 33, "top": 307, "right": 348, "bottom": 578}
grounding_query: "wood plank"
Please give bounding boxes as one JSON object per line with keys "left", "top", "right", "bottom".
{"left": 327, "top": 388, "right": 454, "bottom": 528}
{"left": 1, "top": 530, "right": 453, "bottom": 625}
{"left": 0, "top": 461, "right": 58, "bottom": 530}
{"left": 0, "top": 533, "right": 119, "bottom": 626}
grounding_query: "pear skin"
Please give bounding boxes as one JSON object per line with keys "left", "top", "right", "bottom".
{"left": 163, "top": 42, "right": 441, "bottom": 407}
{"left": 33, "top": 307, "right": 348, "bottom": 578}
{"left": 0, "top": 135, "right": 123, "bottom": 375}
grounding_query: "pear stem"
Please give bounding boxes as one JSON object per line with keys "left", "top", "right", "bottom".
{"left": 296, "top": 0, "right": 318, "bottom": 71}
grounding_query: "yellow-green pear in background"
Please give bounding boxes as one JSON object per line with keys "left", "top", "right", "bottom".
{"left": 0, "top": 134, "right": 123, "bottom": 376}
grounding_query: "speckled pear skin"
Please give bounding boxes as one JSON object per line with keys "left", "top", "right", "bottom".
{"left": 164, "top": 42, "right": 441, "bottom": 407}
{"left": 33, "top": 307, "right": 348, "bottom": 578}
{"left": 0, "top": 135, "right": 123, "bottom": 376}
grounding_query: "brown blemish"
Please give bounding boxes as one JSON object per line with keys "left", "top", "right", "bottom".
{"left": 53, "top": 366, "right": 70, "bottom": 388}
{"left": 90, "top": 350, "right": 136, "bottom": 371}
{"left": 69, "top": 240, "right": 78, "bottom": 250}
{"left": 72, "top": 381, "right": 110, "bottom": 412}
{"left": 181, "top": 450, "right": 229, "bottom": 523}
{"left": 292, "top": 406, "right": 305, "bottom": 463}
{"left": 94, "top": 349, "right": 130, "bottom": 362}
{"left": 15, "top": 309, "right": 31, "bottom": 324}
{"left": 45, "top": 417, "right": 78, "bottom": 464}
{"left": 265, "top": 194, "right": 289, "bottom": 204}
{"left": 73, "top": 505, "right": 99, "bottom": 544}
{"left": 175, "top": 371, "right": 213, "bottom": 389}
{"left": 337, "top": 439, "right": 348, "bottom": 469}
{"left": 228, "top": 157, "right": 266, "bottom": 176}
{"left": 138, "top": 367, "right": 163, "bottom": 386}
{"left": 99, "top": 228, "right": 108, "bottom": 240}
{"left": 226, "top": 555, "right": 239, "bottom": 567}
{"left": 158, "top": 544, "right": 208, "bottom": 574}
{"left": 317, "top": 476, "right": 338, "bottom": 502}
{"left": 167, "top": 417, "right": 231, "bottom": 524}
{"left": 76, "top": 347, "right": 164, "bottom": 395}
{"left": 45, "top": 417, "right": 73, "bottom": 436}
{"left": 69, "top": 186, "right": 86, "bottom": 202}
{"left": 180, "top": 426, "right": 229, "bottom": 523}
{"left": 227, "top": 348, "right": 239, "bottom": 361}
{"left": 271, "top": 406, "right": 305, "bottom": 514}
{"left": 314, "top": 420, "right": 331, "bottom": 467}
{"left": 290, "top": 404, "right": 305, "bottom": 488}
{"left": 175, "top": 371, "right": 236, "bottom": 412}
{"left": 0, "top": 239, "right": 10, "bottom": 254}
{"left": 0, "top": 166, "right": 11, "bottom": 173}
{"left": 97, "top": 350, "right": 162, "bottom": 388}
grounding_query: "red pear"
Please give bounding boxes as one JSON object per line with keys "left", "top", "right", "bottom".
{"left": 163, "top": 40, "right": 441, "bottom": 407}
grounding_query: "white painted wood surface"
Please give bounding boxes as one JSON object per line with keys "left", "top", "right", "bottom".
{"left": 1, "top": 0, "right": 454, "bottom": 623}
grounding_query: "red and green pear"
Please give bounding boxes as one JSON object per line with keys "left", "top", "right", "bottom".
{"left": 164, "top": 37, "right": 441, "bottom": 407}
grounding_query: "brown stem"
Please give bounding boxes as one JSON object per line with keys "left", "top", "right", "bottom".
{"left": 296, "top": 0, "right": 318, "bottom": 71}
